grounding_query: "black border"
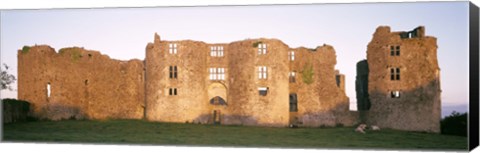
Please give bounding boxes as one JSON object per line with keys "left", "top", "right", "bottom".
{"left": 469, "top": 1, "right": 479, "bottom": 151}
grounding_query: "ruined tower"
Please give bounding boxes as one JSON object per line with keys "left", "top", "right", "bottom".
{"left": 361, "top": 26, "right": 441, "bottom": 133}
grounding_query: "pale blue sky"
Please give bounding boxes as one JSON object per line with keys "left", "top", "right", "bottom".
{"left": 0, "top": 2, "right": 470, "bottom": 116}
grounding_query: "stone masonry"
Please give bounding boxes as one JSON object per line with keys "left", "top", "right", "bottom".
{"left": 145, "top": 34, "right": 352, "bottom": 127}
{"left": 356, "top": 26, "right": 441, "bottom": 133}
{"left": 18, "top": 34, "right": 352, "bottom": 127}
{"left": 17, "top": 26, "right": 440, "bottom": 131}
{"left": 18, "top": 46, "right": 145, "bottom": 120}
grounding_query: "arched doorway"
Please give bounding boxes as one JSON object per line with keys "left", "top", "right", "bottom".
{"left": 207, "top": 83, "right": 228, "bottom": 124}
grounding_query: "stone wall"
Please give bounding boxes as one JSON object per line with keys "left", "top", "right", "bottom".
{"left": 145, "top": 34, "right": 351, "bottom": 127}
{"left": 288, "top": 46, "right": 352, "bottom": 127}
{"left": 18, "top": 34, "right": 354, "bottom": 127}
{"left": 145, "top": 34, "right": 210, "bottom": 123}
{"left": 18, "top": 46, "right": 145, "bottom": 120}
{"left": 228, "top": 39, "right": 289, "bottom": 126}
{"left": 365, "top": 26, "right": 441, "bottom": 133}
{"left": 145, "top": 35, "right": 292, "bottom": 126}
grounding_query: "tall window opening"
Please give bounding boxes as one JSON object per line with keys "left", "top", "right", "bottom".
{"left": 169, "top": 88, "right": 177, "bottom": 96}
{"left": 288, "top": 51, "right": 295, "bottom": 61}
{"left": 289, "top": 94, "right": 298, "bottom": 112}
{"left": 258, "top": 66, "right": 268, "bottom": 79}
{"left": 289, "top": 71, "right": 296, "bottom": 83}
{"left": 169, "top": 66, "right": 177, "bottom": 79}
{"left": 47, "top": 82, "right": 51, "bottom": 98}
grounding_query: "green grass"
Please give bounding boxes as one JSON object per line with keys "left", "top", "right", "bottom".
{"left": 2, "top": 120, "right": 467, "bottom": 150}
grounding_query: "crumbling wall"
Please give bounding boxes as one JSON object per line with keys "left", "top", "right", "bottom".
{"left": 366, "top": 26, "right": 441, "bottom": 133}
{"left": 17, "top": 45, "right": 144, "bottom": 120}
{"left": 146, "top": 36, "right": 293, "bottom": 127}
{"left": 289, "top": 46, "right": 352, "bottom": 127}
{"left": 19, "top": 33, "right": 352, "bottom": 127}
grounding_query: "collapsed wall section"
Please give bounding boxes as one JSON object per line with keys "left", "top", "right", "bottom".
{"left": 288, "top": 46, "right": 354, "bottom": 127}
{"left": 17, "top": 45, "right": 145, "bottom": 120}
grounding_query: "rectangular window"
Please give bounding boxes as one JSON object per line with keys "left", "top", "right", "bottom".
{"left": 169, "top": 66, "right": 173, "bottom": 79}
{"left": 218, "top": 46, "right": 224, "bottom": 57}
{"left": 170, "top": 66, "right": 177, "bottom": 79}
{"left": 258, "top": 87, "right": 268, "bottom": 96}
{"left": 258, "top": 43, "right": 267, "bottom": 55}
{"left": 390, "top": 67, "right": 400, "bottom": 81}
{"left": 390, "top": 91, "right": 400, "bottom": 98}
{"left": 209, "top": 68, "right": 214, "bottom": 80}
{"left": 396, "top": 67, "right": 400, "bottom": 80}
{"left": 169, "top": 43, "right": 177, "bottom": 54}
{"left": 396, "top": 46, "right": 400, "bottom": 56}
{"left": 288, "top": 51, "right": 295, "bottom": 61}
{"left": 210, "top": 46, "right": 224, "bottom": 57}
{"left": 289, "top": 72, "right": 296, "bottom": 83}
{"left": 390, "top": 68, "right": 395, "bottom": 80}
{"left": 289, "top": 94, "right": 298, "bottom": 112}
{"left": 209, "top": 68, "right": 226, "bottom": 81}
{"left": 390, "top": 46, "right": 395, "bottom": 56}
{"left": 210, "top": 46, "right": 217, "bottom": 57}
{"left": 258, "top": 66, "right": 267, "bottom": 79}
{"left": 390, "top": 45, "right": 400, "bottom": 56}
{"left": 47, "top": 83, "right": 51, "bottom": 98}
{"left": 169, "top": 88, "right": 177, "bottom": 96}
{"left": 219, "top": 68, "right": 225, "bottom": 80}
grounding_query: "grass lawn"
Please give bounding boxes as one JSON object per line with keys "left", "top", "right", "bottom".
{"left": 2, "top": 120, "right": 467, "bottom": 150}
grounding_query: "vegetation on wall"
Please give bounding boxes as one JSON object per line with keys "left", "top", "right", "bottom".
{"left": 59, "top": 48, "right": 83, "bottom": 62}
{"left": 21, "top": 46, "right": 30, "bottom": 54}
{"left": 252, "top": 41, "right": 263, "bottom": 48}
{"left": 302, "top": 63, "right": 314, "bottom": 85}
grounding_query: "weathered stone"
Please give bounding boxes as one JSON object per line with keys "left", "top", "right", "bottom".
{"left": 144, "top": 36, "right": 352, "bottom": 127}
{"left": 18, "top": 46, "right": 145, "bottom": 120}
{"left": 362, "top": 26, "right": 441, "bottom": 133}
{"left": 18, "top": 34, "right": 354, "bottom": 127}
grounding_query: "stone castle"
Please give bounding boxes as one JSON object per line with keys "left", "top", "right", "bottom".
{"left": 17, "top": 26, "right": 441, "bottom": 132}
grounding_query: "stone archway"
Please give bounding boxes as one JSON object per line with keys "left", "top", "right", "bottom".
{"left": 207, "top": 82, "right": 227, "bottom": 102}
{"left": 207, "top": 83, "right": 228, "bottom": 124}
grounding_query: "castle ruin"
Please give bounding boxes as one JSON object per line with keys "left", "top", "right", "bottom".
{"left": 356, "top": 26, "right": 441, "bottom": 133}
{"left": 17, "top": 26, "right": 440, "bottom": 132}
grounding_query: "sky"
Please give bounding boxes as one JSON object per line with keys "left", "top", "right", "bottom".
{"left": 0, "top": 1, "right": 471, "bottom": 117}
